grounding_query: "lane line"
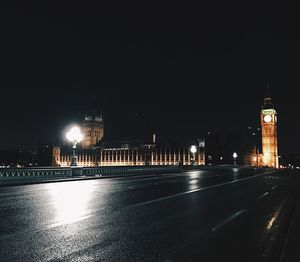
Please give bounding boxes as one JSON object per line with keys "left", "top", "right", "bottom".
{"left": 110, "top": 174, "right": 186, "bottom": 183}
{"left": 212, "top": 209, "right": 247, "bottom": 232}
{"left": 257, "top": 192, "right": 270, "bottom": 201}
{"left": 127, "top": 171, "right": 278, "bottom": 209}
{"left": 128, "top": 179, "right": 181, "bottom": 190}
{"left": 272, "top": 185, "right": 278, "bottom": 190}
{"left": 0, "top": 171, "right": 279, "bottom": 240}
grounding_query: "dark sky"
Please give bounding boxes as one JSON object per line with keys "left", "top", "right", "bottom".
{"left": 0, "top": 4, "right": 298, "bottom": 154}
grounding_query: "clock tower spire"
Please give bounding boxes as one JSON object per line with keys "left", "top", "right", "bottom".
{"left": 261, "top": 94, "right": 279, "bottom": 168}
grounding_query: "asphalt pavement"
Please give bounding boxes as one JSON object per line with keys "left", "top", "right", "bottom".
{"left": 0, "top": 166, "right": 299, "bottom": 262}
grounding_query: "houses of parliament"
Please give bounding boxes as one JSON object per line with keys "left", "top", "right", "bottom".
{"left": 52, "top": 111, "right": 206, "bottom": 167}
{"left": 52, "top": 95, "right": 279, "bottom": 168}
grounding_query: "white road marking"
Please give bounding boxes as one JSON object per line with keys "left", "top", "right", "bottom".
{"left": 257, "top": 191, "right": 270, "bottom": 201}
{"left": 0, "top": 170, "right": 279, "bottom": 240}
{"left": 212, "top": 209, "right": 247, "bottom": 232}
{"left": 127, "top": 171, "right": 277, "bottom": 209}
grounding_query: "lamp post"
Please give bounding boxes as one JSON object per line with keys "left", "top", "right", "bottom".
{"left": 66, "top": 126, "right": 83, "bottom": 166}
{"left": 190, "top": 145, "right": 197, "bottom": 166}
{"left": 233, "top": 152, "right": 238, "bottom": 166}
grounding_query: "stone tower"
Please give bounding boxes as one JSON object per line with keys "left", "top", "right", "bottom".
{"left": 261, "top": 96, "right": 279, "bottom": 168}
{"left": 82, "top": 111, "right": 104, "bottom": 149}
{"left": 52, "top": 146, "right": 61, "bottom": 166}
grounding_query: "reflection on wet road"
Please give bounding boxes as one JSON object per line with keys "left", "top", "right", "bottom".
{"left": 0, "top": 167, "right": 296, "bottom": 261}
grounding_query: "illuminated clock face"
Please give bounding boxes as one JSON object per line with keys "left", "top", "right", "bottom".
{"left": 264, "top": 115, "right": 272, "bottom": 123}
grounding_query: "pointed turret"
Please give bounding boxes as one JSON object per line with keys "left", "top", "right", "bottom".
{"left": 262, "top": 84, "right": 274, "bottom": 110}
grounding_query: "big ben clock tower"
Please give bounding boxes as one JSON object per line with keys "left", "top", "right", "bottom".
{"left": 261, "top": 95, "right": 279, "bottom": 168}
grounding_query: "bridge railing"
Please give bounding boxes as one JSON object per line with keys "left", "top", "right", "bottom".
{"left": 0, "top": 165, "right": 181, "bottom": 179}
{"left": 0, "top": 167, "right": 72, "bottom": 178}
{"left": 81, "top": 165, "right": 180, "bottom": 176}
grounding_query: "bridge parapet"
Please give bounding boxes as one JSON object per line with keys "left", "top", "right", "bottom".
{"left": 0, "top": 165, "right": 181, "bottom": 179}
{"left": 81, "top": 165, "right": 180, "bottom": 176}
{"left": 0, "top": 168, "right": 71, "bottom": 178}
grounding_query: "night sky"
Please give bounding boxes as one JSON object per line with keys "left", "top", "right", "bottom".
{"left": 0, "top": 4, "right": 298, "bottom": 154}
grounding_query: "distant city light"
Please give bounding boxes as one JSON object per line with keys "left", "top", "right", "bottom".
{"left": 253, "top": 156, "right": 257, "bottom": 167}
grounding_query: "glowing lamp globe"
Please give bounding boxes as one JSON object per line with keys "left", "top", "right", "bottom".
{"left": 190, "top": 145, "right": 197, "bottom": 154}
{"left": 233, "top": 152, "right": 238, "bottom": 159}
{"left": 66, "top": 126, "right": 83, "bottom": 144}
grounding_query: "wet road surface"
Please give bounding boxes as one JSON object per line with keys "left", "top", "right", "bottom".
{"left": 0, "top": 166, "right": 298, "bottom": 261}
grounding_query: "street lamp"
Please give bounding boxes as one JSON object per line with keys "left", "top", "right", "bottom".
{"left": 190, "top": 145, "right": 197, "bottom": 165}
{"left": 66, "top": 126, "right": 84, "bottom": 166}
{"left": 233, "top": 152, "right": 238, "bottom": 166}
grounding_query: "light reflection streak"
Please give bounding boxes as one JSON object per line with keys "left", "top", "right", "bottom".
{"left": 46, "top": 181, "right": 96, "bottom": 224}
{"left": 267, "top": 215, "right": 277, "bottom": 230}
{"left": 188, "top": 179, "right": 199, "bottom": 190}
{"left": 266, "top": 206, "right": 282, "bottom": 231}
{"left": 187, "top": 171, "right": 202, "bottom": 179}
{"left": 232, "top": 167, "right": 239, "bottom": 175}
{"left": 187, "top": 171, "right": 203, "bottom": 190}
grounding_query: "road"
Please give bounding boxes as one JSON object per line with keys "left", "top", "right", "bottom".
{"left": 0, "top": 166, "right": 298, "bottom": 262}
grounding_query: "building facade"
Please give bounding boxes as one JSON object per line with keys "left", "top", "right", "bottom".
{"left": 52, "top": 146, "right": 205, "bottom": 167}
